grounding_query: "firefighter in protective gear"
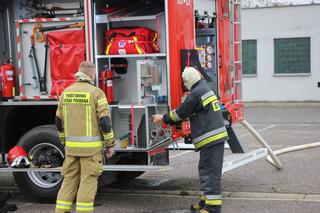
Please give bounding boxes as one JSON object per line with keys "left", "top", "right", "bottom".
{"left": 55, "top": 61, "right": 115, "bottom": 213}
{"left": 153, "top": 67, "right": 228, "bottom": 213}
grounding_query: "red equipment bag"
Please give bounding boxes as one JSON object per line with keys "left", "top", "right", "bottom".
{"left": 47, "top": 30, "right": 85, "bottom": 95}
{"left": 105, "top": 27, "right": 159, "bottom": 55}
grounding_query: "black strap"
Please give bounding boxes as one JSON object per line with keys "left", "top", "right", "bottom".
{"left": 30, "top": 38, "right": 47, "bottom": 94}
{"left": 40, "top": 36, "right": 49, "bottom": 94}
{"left": 31, "top": 44, "right": 41, "bottom": 84}
{"left": 108, "top": 31, "right": 136, "bottom": 41}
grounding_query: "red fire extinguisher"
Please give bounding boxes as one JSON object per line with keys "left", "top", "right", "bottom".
{"left": 99, "top": 65, "right": 114, "bottom": 104}
{"left": 106, "top": 69, "right": 114, "bottom": 104}
{"left": 99, "top": 68, "right": 107, "bottom": 94}
{"left": 0, "top": 59, "right": 16, "bottom": 100}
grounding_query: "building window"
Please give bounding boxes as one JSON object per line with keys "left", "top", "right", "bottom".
{"left": 274, "top": 37, "right": 310, "bottom": 74}
{"left": 242, "top": 40, "right": 257, "bottom": 75}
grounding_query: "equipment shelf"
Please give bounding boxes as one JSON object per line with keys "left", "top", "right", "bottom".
{"left": 96, "top": 53, "right": 167, "bottom": 59}
{"left": 109, "top": 104, "right": 167, "bottom": 109}
{"left": 0, "top": 165, "right": 171, "bottom": 172}
{"left": 0, "top": 101, "right": 58, "bottom": 106}
{"left": 95, "top": 13, "right": 164, "bottom": 24}
{"left": 95, "top": 0, "right": 164, "bottom": 24}
{"left": 114, "top": 137, "right": 171, "bottom": 152}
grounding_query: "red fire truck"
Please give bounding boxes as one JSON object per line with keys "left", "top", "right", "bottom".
{"left": 0, "top": 0, "right": 269, "bottom": 202}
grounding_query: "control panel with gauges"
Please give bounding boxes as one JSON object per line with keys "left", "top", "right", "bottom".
{"left": 195, "top": 10, "right": 218, "bottom": 94}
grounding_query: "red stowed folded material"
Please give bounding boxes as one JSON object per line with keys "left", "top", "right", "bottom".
{"left": 47, "top": 30, "right": 85, "bottom": 95}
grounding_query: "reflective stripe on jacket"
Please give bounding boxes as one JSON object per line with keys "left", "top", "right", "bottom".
{"left": 163, "top": 80, "right": 229, "bottom": 151}
{"left": 56, "top": 77, "right": 115, "bottom": 156}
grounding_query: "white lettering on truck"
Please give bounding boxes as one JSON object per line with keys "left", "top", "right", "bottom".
{"left": 177, "top": 0, "right": 191, "bottom": 6}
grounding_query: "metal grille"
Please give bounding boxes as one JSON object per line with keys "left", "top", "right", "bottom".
{"left": 274, "top": 37, "right": 310, "bottom": 74}
{"left": 242, "top": 40, "right": 257, "bottom": 75}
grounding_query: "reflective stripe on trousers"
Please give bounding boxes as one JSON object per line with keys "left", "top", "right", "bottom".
{"left": 56, "top": 200, "right": 72, "bottom": 210}
{"left": 76, "top": 202, "right": 94, "bottom": 211}
{"left": 205, "top": 195, "right": 222, "bottom": 206}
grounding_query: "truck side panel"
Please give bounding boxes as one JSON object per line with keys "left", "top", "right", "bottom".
{"left": 0, "top": 105, "right": 57, "bottom": 153}
{"left": 217, "top": 0, "right": 244, "bottom": 122}
{"left": 167, "top": 0, "right": 195, "bottom": 109}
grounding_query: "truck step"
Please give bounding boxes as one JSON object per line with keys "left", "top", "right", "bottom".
{"left": 0, "top": 165, "right": 172, "bottom": 173}
{"left": 167, "top": 142, "right": 231, "bottom": 150}
{"left": 222, "top": 148, "right": 268, "bottom": 173}
{"left": 0, "top": 149, "right": 267, "bottom": 173}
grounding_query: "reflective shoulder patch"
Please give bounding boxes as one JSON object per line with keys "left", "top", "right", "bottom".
{"left": 63, "top": 92, "right": 91, "bottom": 105}
{"left": 201, "top": 91, "right": 215, "bottom": 101}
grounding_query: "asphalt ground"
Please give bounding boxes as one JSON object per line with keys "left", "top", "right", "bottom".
{"left": 1, "top": 106, "right": 320, "bottom": 212}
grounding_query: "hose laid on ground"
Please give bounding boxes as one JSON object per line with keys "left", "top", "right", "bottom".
{"left": 267, "top": 142, "right": 320, "bottom": 166}
{"left": 241, "top": 120, "right": 283, "bottom": 169}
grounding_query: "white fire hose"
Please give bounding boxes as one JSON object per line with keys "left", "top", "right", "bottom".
{"left": 241, "top": 120, "right": 283, "bottom": 169}
{"left": 267, "top": 142, "right": 320, "bottom": 166}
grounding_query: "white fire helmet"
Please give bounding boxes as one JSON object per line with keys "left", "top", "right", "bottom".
{"left": 10, "top": 156, "right": 31, "bottom": 168}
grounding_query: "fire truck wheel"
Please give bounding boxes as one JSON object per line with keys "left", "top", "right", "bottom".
{"left": 13, "top": 125, "right": 64, "bottom": 203}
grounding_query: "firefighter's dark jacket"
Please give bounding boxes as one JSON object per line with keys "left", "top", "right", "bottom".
{"left": 163, "top": 80, "right": 229, "bottom": 151}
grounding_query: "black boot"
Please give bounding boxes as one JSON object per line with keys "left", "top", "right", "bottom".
{"left": 0, "top": 192, "right": 9, "bottom": 209}
{"left": 0, "top": 192, "right": 18, "bottom": 212}
{"left": 1, "top": 204, "right": 18, "bottom": 213}
{"left": 201, "top": 205, "right": 221, "bottom": 213}
{"left": 213, "top": 206, "right": 221, "bottom": 213}
{"left": 190, "top": 199, "right": 205, "bottom": 211}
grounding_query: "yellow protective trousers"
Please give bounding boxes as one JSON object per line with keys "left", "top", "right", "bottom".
{"left": 55, "top": 152, "right": 103, "bottom": 213}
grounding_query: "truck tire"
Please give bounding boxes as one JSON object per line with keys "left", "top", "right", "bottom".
{"left": 13, "top": 125, "right": 64, "bottom": 203}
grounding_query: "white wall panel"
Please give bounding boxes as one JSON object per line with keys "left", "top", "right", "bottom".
{"left": 242, "top": 5, "right": 320, "bottom": 101}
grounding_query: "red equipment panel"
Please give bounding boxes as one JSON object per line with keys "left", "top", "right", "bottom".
{"left": 217, "top": 0, "right": 232, "bottom": 107}
{"left": 167, "top": 0, "right": 195, "bottom": 110}
{"left": 217, "top": 0, "right": 244, "bottom": 123}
